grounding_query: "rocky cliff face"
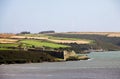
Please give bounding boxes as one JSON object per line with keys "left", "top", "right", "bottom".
{"left": 63, "top": 50, "right": 89, "bottom": 60}
{"left": 28, "top": 49, "right": 89, "bottom": 61}
{"left": 63, "top": 50, "right": 76, "bottom": 60}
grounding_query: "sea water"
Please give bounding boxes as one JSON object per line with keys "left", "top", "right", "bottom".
{"left": 0, "top": 51, "right": 120, "bottom": 79}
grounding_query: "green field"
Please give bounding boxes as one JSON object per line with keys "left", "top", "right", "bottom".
{"left": 49, "top": 36, "right": 88, "bottom": 40}
{"left": 0, "top": 43, "right": 18, "bottom": 47}
{"left": 19, "top": 34, "right": 48, "bottom": 37}
{"left": 20, "top": 40, "right": 69, "bottom": 48}
{"left": 0, "top": 43, "right": 18, "bottom": 50}
{"left": 0, "top": 48, "right": 13, "bottom": 50}
{"left": 21, "top": 34, "right": 93, "bottom": 42}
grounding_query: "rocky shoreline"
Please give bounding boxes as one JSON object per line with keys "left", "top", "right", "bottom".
{"left": 0, "top": 50, "right": 90, "bottom": 65}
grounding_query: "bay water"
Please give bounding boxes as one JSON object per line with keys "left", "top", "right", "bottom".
{"left": 0, "top": 51, "right": 120, "bottom": 79}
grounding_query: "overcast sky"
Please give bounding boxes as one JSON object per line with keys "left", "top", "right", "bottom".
{"left": 0, "top": 0, "right": 120, "bottom": 33}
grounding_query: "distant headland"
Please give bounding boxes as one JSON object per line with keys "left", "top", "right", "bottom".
{"left": 0, "top": 31, "right": 120, "bottom": 64}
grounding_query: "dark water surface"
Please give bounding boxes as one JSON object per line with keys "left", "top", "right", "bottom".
{"left": 0, "top": 51, "right": 120, "bottom": 79}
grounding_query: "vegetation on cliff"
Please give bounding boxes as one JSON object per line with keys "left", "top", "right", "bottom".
{"left": 0, "top": 50, "right": 56, "bottom": 64}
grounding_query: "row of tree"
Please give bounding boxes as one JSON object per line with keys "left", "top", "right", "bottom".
{"left": 19, "top": 30, "right": 55, "bottom": 34}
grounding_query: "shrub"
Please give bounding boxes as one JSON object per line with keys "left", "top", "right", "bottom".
{"left": 0, "top": 50, "right": 55, "bottom": 64}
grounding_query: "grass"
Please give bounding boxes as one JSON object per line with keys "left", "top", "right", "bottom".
{"left": 21, "top": 34, "right": 92, "bottom": 41}
{"left": 0, "top": 43, "right": 19, "bottom": 50}
{"left": 20, "top": 40, "right": 69, "bottom": 48}
{"left": 0, "top": 48, "right": 13, "bottom": 50}
{"left": 0, "top": 43, "right": 18, "bottom": 47}
{"left": 47, "top": 36, "right": 94, "bottom": 44}
{"left": 19, "top": 34, "right": 48, "bottom": 37}
{"left": 19, "top": 34, "right": 94, "bottom": 44}
{"left": 49, "top": 36, "right": 86, "bottom": 40}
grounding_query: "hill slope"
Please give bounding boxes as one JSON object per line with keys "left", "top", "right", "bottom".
{"left": 47, "top": 33, "right": 120, "bottom": 53}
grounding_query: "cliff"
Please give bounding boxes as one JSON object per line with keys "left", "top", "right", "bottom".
{"left": 63, "top": 50, "right": 89, "bottom": 60}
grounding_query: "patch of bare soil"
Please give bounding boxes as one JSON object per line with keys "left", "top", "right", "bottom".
{"left": 48, "top": 39, "right": 91, "bottom": 44}
{"left": 0, "top": 39, "right": 18, "bottom": 43}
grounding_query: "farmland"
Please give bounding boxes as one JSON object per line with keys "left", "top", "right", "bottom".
{"left": 0, "top": 33, "right": 90, "bottom": 64}
{"left": 1, "top": 32, "right": 120, "bottom": 64}
{"left": 20, "top": 40, "right": 69, "bottom": 48}
{"left": 13, "top": 34, "right": 92, "bottom": 44}
{"left": 1, "top": 32, "right": 120, "bottom": 52}
{"left": 47, "top": 32, "right": 120, "bottom": 51}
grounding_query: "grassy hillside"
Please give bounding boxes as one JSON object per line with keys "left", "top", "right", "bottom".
{"left": 1, "top": 33, "right": 120, "bottom": 54}
{"left": 17, "top": 34, "right": 92, "bottom": 44}
{"left": 47, "top": 33, "right": 120, "bottom": 52}
{"left": 48, "top": 34, "right": 120, "bottom": 46}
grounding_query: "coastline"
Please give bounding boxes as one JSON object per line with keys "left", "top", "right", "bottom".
{"left": 0, "top": 50, "right": 120, "bottom": 79}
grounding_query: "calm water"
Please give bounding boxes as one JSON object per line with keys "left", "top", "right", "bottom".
{"left": 0, "top": 51, "right": 120, "bottom": 79}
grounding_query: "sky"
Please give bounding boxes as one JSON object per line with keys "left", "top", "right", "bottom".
{"left": 0, "top": 0, "right": 120, "bottom": 33}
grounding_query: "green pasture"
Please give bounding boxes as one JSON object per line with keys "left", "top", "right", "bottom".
{"left": 20, "top": 34, "right": 48, "bottom": 37}
{"left": 0, "top": 43, "right": 18, "bottom": 47}
{"left": 20, "top": 40, "right": 69, "bottom": 48}
{"left": 48, "top": 36, "right": 92, "bottom": 41}
{"left": 0, "top": 48, "right": 12, "bottom": 50}
{"left": 0, "top": 43, "right": 18, "bottom": 50}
